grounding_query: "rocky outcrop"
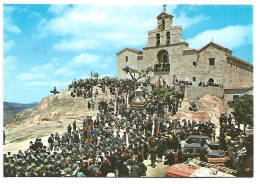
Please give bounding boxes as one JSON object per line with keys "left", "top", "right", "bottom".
{"left": 4, "top": 87, "right": 110, "bottom": 142}
{"left": 172, "top": 94, "right": 226, "bottom": 127}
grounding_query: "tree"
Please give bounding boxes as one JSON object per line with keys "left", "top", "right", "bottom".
{"left": 228, "top": 94, "right": 253, "bottom": 133}
{"left": 102, "top": 76, "right": 111, "bottom": 81}
{"left": 93, "top": 72, "right": 99, "bottom": 79}
{"left": 122, "top": 66, "right": 154, "bottom": 83}
{"left": 151, "top": 86, "right": 175, "bottom": 99}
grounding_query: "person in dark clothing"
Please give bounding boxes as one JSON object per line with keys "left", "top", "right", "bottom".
{"left": 149, "top": 146, "right": 158, "bottom": 168}
{"left": 157, "top": 145, "right": 164, "bottom": 162}
{"left": 143, "top": 141, "right": 149, "bottom": 160}
{"left": 131, "top": 162, "right": 141, "bottom": 177}
{"left": 68, "top": 124, "right": 72, "bottom": 137}
{"left": 73, "top": 121, "right": 77, "bottom": 132}
{"left": 3, "top": 131, "right": 5, "bottom": 145}
{"left": 120, "top": 162, "right": 129, "bottom": 177}
{"left": 138, "top": 162, "right": 147, "bottom": 176}
{"left": 200, "top": 143, "right": 208, "bottom": 162}
{"left": 48, "top": 134, "right": 54, "bottom": 150}
{"left": 74, "top": 133, "right": 80, "bottom": 144}
{"left": 99, "top": 160, "right": 110, "bottom": 177}
{"left": 168, "top": 151, "right": 175, "bottom": 165}
{"left": 177, "top": 148, "right": 183, "bottom": 163}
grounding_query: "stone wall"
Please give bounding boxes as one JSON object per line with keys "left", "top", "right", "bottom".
{"left": 184, "top": 86, "right": 224, "bottom": 101}
{"left": 116, "top": 10, "right": 253, "bottom": 89}
{"left": 223, "top": 88, "right": 253, "bottom": 114}
{"left": 117, "top": 50, "right": 141, "bottom": 79}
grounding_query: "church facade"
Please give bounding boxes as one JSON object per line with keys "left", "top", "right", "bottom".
{"left": 116, "top": 8, "right": 253, "bottom": 89}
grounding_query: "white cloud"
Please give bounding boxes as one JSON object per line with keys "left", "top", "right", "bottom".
{"left": 53, "top": 39, "right": 101, "bottom": 51}
{"left": 48, "top": 4, "right": 69, "bottom": 15}
{"left": 173, "top": 13, "right": 210, "bottom": 29}
{"left": 186, "top": 24, "right": 253, "bottom": 49}
{"left": 99, "top": 74, "right": 113, "bottom": 78}
{"left": 4, "top": 55, "right": 17, "bottom": 70}
{"left": 27, "top": 80, "right": 69, "bottom": 87}
{"left": 104, "top": 56, "right": 115, "bottom": 63}
{"left": 31, "top": 63, "right": 54, "bottom": 73}
{"left": 4, "top": 40, "right": 15, "bottom": 52}
{"left": 4, "top": 6, "right": 22, "bottom": 34}
{"left": 17, "top": 73, "right": 45, "bottom": 80}
{"left": 55, "top": 68, "right": 75, "bottom": 76}
{"left": 99, "top": 64, "right": 109, "bottom": 69}
{"left": 27, "top": 81, "right": 48, "bottom": 87}
{"left": 67, "top": 53, "right": 101, "bottom": 67}
{"left": 51, "top": 57, "right": 58, "bottom": 62}
{"left": 36, "top": 5, "right": 179, "bottom": 51}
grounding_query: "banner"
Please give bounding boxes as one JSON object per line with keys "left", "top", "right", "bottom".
{"left": 86, "top": 125, "right": 91, "bottom": 146}
{"left": 125, "top": 129, "right": 129, "bottom": 147}
{"left": 156, "top": 120, "right": 161, "bottom": 135}
{"left": 152, "top": 120, "right": 155, "bottom": 136}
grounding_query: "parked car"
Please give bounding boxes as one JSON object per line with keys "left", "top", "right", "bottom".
{"left": 182, "top": 135, "right": 220, "bottom": 150}
{"left": 181, "top": 143, "right": 224, "bottom": 159}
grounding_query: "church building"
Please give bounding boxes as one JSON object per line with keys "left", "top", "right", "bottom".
{"left": 116, "top": 5, "right": 253, "bottom": 92}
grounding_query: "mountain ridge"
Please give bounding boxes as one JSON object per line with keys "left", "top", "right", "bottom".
{"left": 3, "top": 101, "right": 38, "bottom": 125}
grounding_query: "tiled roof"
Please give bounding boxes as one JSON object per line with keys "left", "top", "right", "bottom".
{"left": 226, "top": 54, "right": 253, "bottom": 67}
{"left": 225, "top": 82, "right": 253, "bottom": 89}
{"left": 116, "top": 47, "right": 143, "bottom": 55}
{"left": 156, "top": 11, "right": 174, "bottom": 19}
{"left": 198, "top": 41, "right": 232, "bottom": 53}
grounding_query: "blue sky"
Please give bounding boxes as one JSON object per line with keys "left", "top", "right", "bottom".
{"left": 3, "top": 4, "right": 253, "bottom": 103}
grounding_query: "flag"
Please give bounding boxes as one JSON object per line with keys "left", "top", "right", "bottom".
{"left": 156, "top": 120, "right": 161, "bottom": 135}
{"left": 114, "top": 92, "right": 117, "bottom": 114}
{"left": 125, "top": 128, "right": 129, "bottom": 147}
{"left": 152, "top": 120, "right": 155, "bottom": 136}
{"left": 86, "top": 125, "right": 91, "bottom": 146}
{"left": 126, "top": 92, "right": 129, "bottom": 108}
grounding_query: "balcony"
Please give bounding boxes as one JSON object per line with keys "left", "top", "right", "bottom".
{"left": 154, "top": 63, "right": 170, "bottom": 75}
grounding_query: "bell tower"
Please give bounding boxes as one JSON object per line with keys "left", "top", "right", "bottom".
{"left": 145, "top": 5, "right": 183, "bottom": 48}
{"left": 156, "top": 4, "right": 174, "bottom": 31}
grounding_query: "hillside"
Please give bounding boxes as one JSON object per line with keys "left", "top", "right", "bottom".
{"left": 3, "top": 102, "right": 38, "bottom": 125}
{"left": 4, "top": 86, "right": 113, "bottom": 145}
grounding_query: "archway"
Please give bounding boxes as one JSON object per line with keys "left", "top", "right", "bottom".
{"left": 157, "top": 50, "right": 169, "bottom": 64}
{"left": 208, "top": 78, "right": 214, "bottom": 86}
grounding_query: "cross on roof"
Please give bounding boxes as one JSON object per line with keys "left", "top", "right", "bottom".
{"left": 163, "top": 4, "right": 166, "bottom": 12}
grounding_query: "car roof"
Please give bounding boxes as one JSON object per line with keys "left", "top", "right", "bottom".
{"left": 187, "top": 135, "right": 209, "bottom": 139}
{"left": 183, "top": 143, "right": 209, "bottom": 148}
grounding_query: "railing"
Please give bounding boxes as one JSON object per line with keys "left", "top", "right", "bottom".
{"left": 154, "top": 63, "right": 170, "bottom": 75}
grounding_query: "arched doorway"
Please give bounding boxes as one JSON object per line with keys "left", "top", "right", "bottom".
{"left": 157, "top": 50, "right": 169, "bottom": 64}
{"left": 208, "top": 78, "right": 214, "bottom": 86}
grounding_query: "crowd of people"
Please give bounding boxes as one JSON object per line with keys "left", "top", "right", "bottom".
{"left": 3, "top": 77, "right": 253, "bottom": 177}
{"left": 198, "top": 81, "right": 224, "bottom": 88}
{"left": 218, "top": 113, "right": 253, "bottom": 177}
